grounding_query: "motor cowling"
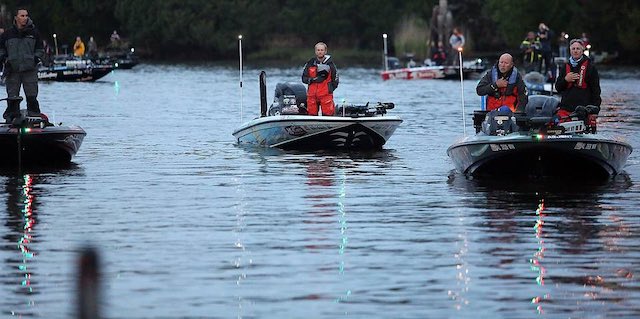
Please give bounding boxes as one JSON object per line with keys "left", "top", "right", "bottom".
{"left": 268, "top": 82, "right": 308, "bottom": 116}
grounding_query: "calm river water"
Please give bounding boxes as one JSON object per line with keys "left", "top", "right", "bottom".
{"left": 1, "top": 64, "right": 639, "bottom": 318}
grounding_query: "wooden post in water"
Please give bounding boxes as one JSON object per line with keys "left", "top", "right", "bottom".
{"left": 78, "top": 246, "right": 100, "bottom": 319}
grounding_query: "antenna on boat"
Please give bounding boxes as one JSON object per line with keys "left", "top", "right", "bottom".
{"left": 238, "top": 34, "right": 243, "bottom": 122}
{"left": 53, "top": 33, "right": 59, "bottom": 55}
{"left": 458, "top": 47, "right": 466, "bottom": 136}
{"left": 382, "top": 34, "right": 388, "bottom": 71}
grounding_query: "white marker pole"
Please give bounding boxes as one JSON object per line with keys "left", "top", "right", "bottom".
{"left": 238, "top": 35, "right": 243, "bottom": 122}
{"left": 458, "top": 47, "right": 466, "bottom": 136}
{"left": 382, "top": 33, "right": 388, "bottom": 71}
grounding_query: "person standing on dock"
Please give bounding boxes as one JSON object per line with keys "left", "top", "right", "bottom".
{"left": 302, "top": 42, "right": 339, "bottom": 116}
{"left": 0, "top": 7, "right": 44, "bottom": 121}
{"left": 476, "top": 53, "right": 528, "bottom": 112}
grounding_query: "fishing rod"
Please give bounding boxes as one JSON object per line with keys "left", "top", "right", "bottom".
{"left": 458, "top": 47, "right": 466, "bottom": 136}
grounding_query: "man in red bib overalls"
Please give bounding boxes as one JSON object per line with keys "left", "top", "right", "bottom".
{"left": 302, "top": 42, "right": 339, "bottom": 116}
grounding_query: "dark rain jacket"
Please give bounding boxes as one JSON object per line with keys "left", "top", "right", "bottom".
{"left": 0, "top": 18, "right": 44, "bottom": 74}
{"left": 302, "top": 55, "right": 339, "bottom": 95}
{"left": 555, "top": 55, "right": 601, "bottom": 112}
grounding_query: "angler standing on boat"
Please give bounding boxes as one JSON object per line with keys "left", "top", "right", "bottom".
{"left": 476, "top": 53, "right": 528, "bottom": 112}
{"left": 302, "top": 42, "right": 339, "bottom": 116}
{"left": 555, "top": 38, "right": 601, "bottom": 118}
{"left": 0, "top": 7, "right": 44, "bottom": 122}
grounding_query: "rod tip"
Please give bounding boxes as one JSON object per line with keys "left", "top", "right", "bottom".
{"left": 238, "top": 35, "right": 243, "bottom": 40}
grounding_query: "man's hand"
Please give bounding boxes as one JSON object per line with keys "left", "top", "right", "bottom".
{"left": 565, "top": 72, "right": 579, "bottom": 82}
{"left": 496, "top": 78, "right": 508, "bottom": 88}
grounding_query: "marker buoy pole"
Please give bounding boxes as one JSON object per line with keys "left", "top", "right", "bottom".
{"left": 458, "top": 47, "right": 466, "bottom": 136}
{"left": 238, "top": 35, "right": 243, "bottom": 122}
{"left": 382, "top": 33, "right": 388, "bottom": 71}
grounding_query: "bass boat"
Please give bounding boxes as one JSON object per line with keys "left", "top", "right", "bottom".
{"left": 38, "top": 56, "right": 114, "bottom": 82}
{"left": 233, "top": 72, "right": 402, "bottom": 150}
{"left": 381, "top": 60, "right": 485, "bottom": 81}
{"left": 447, "top": 95, "right": 632, "bottom": 178}
{"left": 1, "top": 97, "right": 86, "bottom": 166}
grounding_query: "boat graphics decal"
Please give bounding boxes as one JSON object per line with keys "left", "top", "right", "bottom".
{"left": 285, "top": 126, "right": 307, "bottom": 136}
{"left": 574, "top": 142, "right": 598, "bottom": 150}
{"left": 490, "top": 144, "right": 516, "bottom": 151}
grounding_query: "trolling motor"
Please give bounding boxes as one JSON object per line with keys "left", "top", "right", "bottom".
{"left": 336, "top": 102, "right": 395, "bottom": 117}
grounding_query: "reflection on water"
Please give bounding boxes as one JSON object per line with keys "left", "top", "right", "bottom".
{"left": 448, "top": 173, "right": 639, "bottom": 317}
{"left": 530, "top": 199, "right": 549, "bottom": 315}
{"left": 0, "top": 65, "right": 638, "bottom": 318}
{"left": 4, "top": 174, "right": 38, "bottom": 316}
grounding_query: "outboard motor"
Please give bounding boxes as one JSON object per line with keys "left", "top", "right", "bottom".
{"left": 481, "top": 106, "right": 518, "bottom": 136}
{"left": 268, "top": 82, "right": 308, "bottom": 116}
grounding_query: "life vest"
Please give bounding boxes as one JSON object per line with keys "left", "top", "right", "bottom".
{"left": 486, "top": 67, "right": 519, "bottom": 112}
{"left": 566, "top": 59, "right": 589, "bottom": 89}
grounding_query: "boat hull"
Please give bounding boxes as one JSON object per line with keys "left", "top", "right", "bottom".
{"left": 0, "top": 125, "right": 86, "bottom": 165}
{"left": 447, "top": 133, "right": 632, "bottom": 178}
{"left": 38, "top": 66, "right": 113, "bottom": 82}
{"left": 233, "top": 115, "right": 402, "bottom": 150}
{"left": 381, "top": 65, "right": 483, "bottom": 81}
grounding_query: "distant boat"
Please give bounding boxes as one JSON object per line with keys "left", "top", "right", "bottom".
{"left": 1, "top": 98, "right": 86, "bottom": 166}
{"left": 381, "top": 57, "right": 486, "bottom": 81}
{"left": 38, "top": 55, "right": 114, "bottom": 82}
{"left": 447, "top": 95, "right": 632, "bottom": 178}
{"left": 233, "top": 72, "right": 402, "bottom": 150}
{"left": 93, "top": 47, "right": 140, "bottom": 70}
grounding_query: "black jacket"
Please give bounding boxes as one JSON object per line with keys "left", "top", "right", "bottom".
{"left": 0, "top": 18, "right": 44, "bottom": 73}
{"left": 555, "top": 55, "right": 601, "bottom": 112}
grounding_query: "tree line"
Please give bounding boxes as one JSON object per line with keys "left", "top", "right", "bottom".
{"left": 1, "top": 0, "right": 637, "bottom": 64}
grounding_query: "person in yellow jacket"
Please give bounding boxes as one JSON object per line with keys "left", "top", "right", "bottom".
{"left": 73, "top": 36, "right": 85, "bottom": 57}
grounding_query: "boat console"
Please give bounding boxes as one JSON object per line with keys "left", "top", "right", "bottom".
{"left": 473, "top": 95, "right": 598, "bottom": 136}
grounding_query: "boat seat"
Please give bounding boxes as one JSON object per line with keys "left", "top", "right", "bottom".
{"left": 523, "top": 72, "right": 545, "bottom": 85}
{"left": 525, "top": 95, "right": 559, "bottom": 125}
